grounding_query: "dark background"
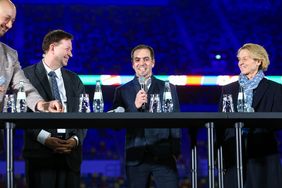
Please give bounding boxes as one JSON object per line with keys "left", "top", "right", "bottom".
{"left": 1, "top": 0, "right": 282, "bottom": 187}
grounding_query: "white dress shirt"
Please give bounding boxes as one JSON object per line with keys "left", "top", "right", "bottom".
{"left": 37, "top": 60, "right": 72, "bottom": 144}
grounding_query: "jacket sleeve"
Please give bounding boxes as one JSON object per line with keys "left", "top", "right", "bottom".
{"left": 11, "top": 54, "right": 43, "bottom": 111}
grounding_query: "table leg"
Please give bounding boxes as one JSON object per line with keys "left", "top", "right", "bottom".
{"left": 217, "top": 145, "right": 224, "bottom": 188}
{"left": 191, "top": 145, "right": 197, "bottom": 188}
{"left": 5, "top": 122, "right": 15, "bottom": 188}
{"left": 205, "top": 122, "right": 215, "bottom": 188}
{"left": 235, "top": 122, "right": 244, "bottom": 188}
{"left": 190, "top": 128, "right": 198, "bottom": 188}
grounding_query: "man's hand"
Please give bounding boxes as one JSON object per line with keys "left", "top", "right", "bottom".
{"left": 48, "top": 100, "right": 64, "bottom": 112}
{"left": 135, "top": 89, "right": 147, "bottom": 109}
{"left": 63, "top": 137, "right": 77, "bottom": 150}
{"left": 36, "top": 100, "right": 64, "bottom": 112}
{"left": 45, "top": 137, "right": 76, "bottom": 154}
{"left": 45, "top": 137, "right": 68, "bottom": 152}
{"left": 0, "top": 85, "right": 5, "bottom": 93}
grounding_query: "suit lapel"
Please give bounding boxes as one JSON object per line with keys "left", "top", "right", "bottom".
{"left": 35, "top": 61, "right": 53, "bottom": 100}
{"left": 232, "top": 82, "right": 240, "bottom": 106}
{"left": 61, "top": 69, "right": 73, "bottom": 112}
{"left": 133, "top": 76, "right": 142, "bottom": 93}
{"left": 252, "top": 78, "right": 268, "bottom": 109}
{"left": 148, "top": 76, "right": 160, "bottom": 94}
{"left": 55, "top": 70, "right": 74, "bottom": 134}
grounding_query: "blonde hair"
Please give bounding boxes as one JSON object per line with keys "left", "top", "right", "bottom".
{"left": 237, "top": 43, "right": 270, "bottom": 71}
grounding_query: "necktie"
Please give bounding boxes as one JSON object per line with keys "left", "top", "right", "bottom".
{"left": 48, "top": 71, "right": 62, "bottom": 102}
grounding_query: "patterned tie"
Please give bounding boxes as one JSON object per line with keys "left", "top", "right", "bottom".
{"left": 48, "top": 71, "right": 62, "bottom": 102}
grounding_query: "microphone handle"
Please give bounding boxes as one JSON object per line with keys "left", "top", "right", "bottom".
{"left": 141, "top": 83, "right": 146, "bottom": 111}
{"left": 141, "top": 102, "right": 146, "bottom": 110}
{"left": 141, "top": 83, "right": 145, "bottom": 91}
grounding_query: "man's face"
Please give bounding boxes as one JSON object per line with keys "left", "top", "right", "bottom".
{"left": 52, "top": 39, "right": 73, "bottom": 67}
{"left": 0, "top": 1, "right": 16, "bottom": 37}
{"left": 132, "top": 48, "right": 155, "bottom": 78}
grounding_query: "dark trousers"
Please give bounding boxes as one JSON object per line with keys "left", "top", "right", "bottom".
{"left": 126, "top": 152, "right": 178, "bottom": 188}
{"left": 25, "top": 158, "right": 80, "bottom": 188}
{"left": 223, "top": 154, "right": 282, "bottom": 188}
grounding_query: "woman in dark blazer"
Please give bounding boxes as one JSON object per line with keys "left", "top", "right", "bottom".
{"left": 218, "top": 43, "right": 282, "bottom": 188}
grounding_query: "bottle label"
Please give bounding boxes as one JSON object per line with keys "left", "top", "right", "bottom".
{"left": 17, "top": 92, "right": 26, "bottom": 100}
{"left": 238, "top": 92, "right": 243, "bottom": 100}
{"left": 164, "top": 92, "right": 172, "bottom": 99}
{"left": 94, "top": 92, "right": 102, "bottom": 100}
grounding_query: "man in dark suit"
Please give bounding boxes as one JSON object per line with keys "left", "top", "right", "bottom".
{"left": 23, "top": 29, "right": 86, "bottom": 188}
{"left": 113, "top": 44, "right": 181, "bottom": 188}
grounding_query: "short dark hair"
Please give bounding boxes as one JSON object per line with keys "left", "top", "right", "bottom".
{"left": 42, "top": 29, "right": 73, "bottom": 53}
{"left": 131, "top": 44, "right": 155, "bottom": 61}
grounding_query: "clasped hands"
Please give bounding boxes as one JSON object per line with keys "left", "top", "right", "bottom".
{"left": 45, "top": 137, "right": 77, "bottom": 154}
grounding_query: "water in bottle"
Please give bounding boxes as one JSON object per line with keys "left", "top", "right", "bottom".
{"left": 93, "top": 80, "right": 104, "bottom": 113}
{"left": 237, "top": 86, "right": 245, "bottom": 112}
{"left": 16, "top": 81, "right": 27, "bottom": 112}
{"left": 162, "top": 81, "right": 173, "bottom": 112}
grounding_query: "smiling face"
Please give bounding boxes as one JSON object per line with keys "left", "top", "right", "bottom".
{"left": 237, "top": 49, "right": 261, "bottom": 79}
{"left": 0, "top": 0, "right": 16, "bottom": 37}
{"left": 132, "top": 48, "right": 155, "bottom": 78}
{"left": 52, "top": 39, "right": 73, "bottom": 68}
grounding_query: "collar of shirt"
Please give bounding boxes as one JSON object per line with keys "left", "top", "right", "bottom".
{"left": 145, "top": 77, "right": 152, "bottom": 90}
{"left": 42, "top": 59, "right": 67, "bottom": 111}
{"left": 42, "top": 60, "right": 62, "bottom": 79}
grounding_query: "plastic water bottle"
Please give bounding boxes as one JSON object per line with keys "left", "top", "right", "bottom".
{"left": 162, "top": 81, "right": 174, "bottom": 112}
{"left": 16, "top": 81, "right": 27, "bottom": 112}
{"left": 237, "top": 86, "right": 254, "bottom": 112}
{"left": 93, "top": 80, "right": 104, "bottom": 113}
{"left": 237, "top": 86, "right": 245, "bottom": 112}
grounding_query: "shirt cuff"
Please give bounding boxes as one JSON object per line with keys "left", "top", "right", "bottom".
{"left": 72, "top": 136, "right": 79, "bottom": 146}
{"left": 37, "top": 130, "right": 51, "bottom": 145}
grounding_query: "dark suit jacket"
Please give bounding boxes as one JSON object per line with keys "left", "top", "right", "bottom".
{"left": 22, "top": 61, "right": 86, "bottom": 172}
{"left": 219, "top": 78, "right": 282, "bottom": 168}
{"left": 113, "top": 75, "right": 181, "bottom": 166}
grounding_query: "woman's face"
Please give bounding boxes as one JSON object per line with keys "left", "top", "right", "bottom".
{"left": 237, "top": 49, "right": 261, "bottom": 79}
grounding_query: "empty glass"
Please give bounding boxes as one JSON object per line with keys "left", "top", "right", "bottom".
{"left": 245, "top": 104, "right": 255, "bottom": 112}
{"left": 222, "top": 94, "right": 234, "bottom": 112}
{"left": 3, "top": 94, "right": 16, "bottom": 113}
{"left": 78, "top": 93, "right": 91, "bottom": 113}
{"left": 149, "top": 94, "right": 161, "bottom": 113}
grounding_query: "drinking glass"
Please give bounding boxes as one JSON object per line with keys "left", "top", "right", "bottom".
{"left": 149, "top": 94, "right": 161, "bottom": 113}
{"left": 3, "top": 94, "right": 16, "bottom": 113}
{"left": 78, "top": 93, "right": 91, "bottom": 113}
{"left": 222, "top": 94, "right": 234, "bottom": 112}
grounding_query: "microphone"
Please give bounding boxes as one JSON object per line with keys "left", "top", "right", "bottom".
{"left": 138, "top": 76, "right": 146, "bottom": 91}
{"left": 107, "top": 106, "right": 125, "bottom": 113}
{"left": 138, "top": 76, "right": 146, "bottom": 110}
